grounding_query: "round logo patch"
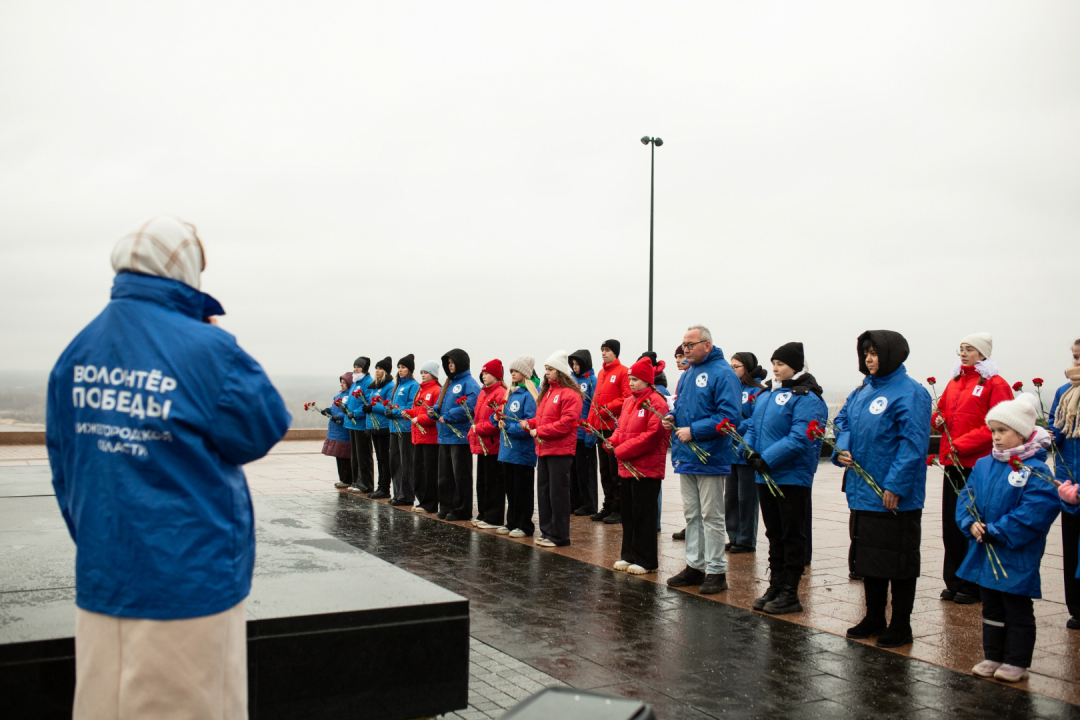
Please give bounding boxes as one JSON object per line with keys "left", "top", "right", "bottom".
{"left": 869, "top": 396, "right": 889, "bottom": 415}
{"left": 580, "top": 384, "right": 588, "bottom": 393}
{"left": 510, "top": 401, "right": 520, "bottom": 412}
{"left": 695, "top": 372, "right": 708, "bottom": 388}
{"left": 1008, "top": 470, "right": 1029, "bottom": 488}
{"left": 775, "top": 392, "right": 792, "bottom": 406}
{"left": 742, "top": 391, "right": 749, "bottom": 404}
{"left": 452, "top": 384, "right": 462, "bottom": 393}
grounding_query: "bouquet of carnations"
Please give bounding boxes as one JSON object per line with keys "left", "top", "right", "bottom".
{"left": 305, "top": 401, "right": 343, "bottom": 425}
{"left": 456, "top": 396, "right": 487, "bottom": 455}
{"left": 416, "top": 398, "right": 466, "bottom": 440}
{"left": 578, "top": 419, "right": 642, "bottom": 478}
{"left": 388, "top": 402, "right": 425, "bottom": 434}
{"left": 643, "top": 399, "right": 709, "bottom": 464}
{"left": 488, "top": 400, "right": 512, "bottom": 448}
{"left": 715, "top": 419, "right": 782, "bottom": 497}
{"left": 367, "top": 396, "right": 383, "bottom": 430}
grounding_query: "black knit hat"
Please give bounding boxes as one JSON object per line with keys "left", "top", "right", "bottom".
{"left": 397, "top": 354, "right": 415, "bottom": 374}
{"left": 375, "top": 356, "right": 393, "bottom": 374}
{"left": 771, "top": 342, "right": 804, "bottom": 372}
{"left": 353, "top": 356, "right": 370, "bottom": 373}
{"left": 602, "top": 339, "right": 621, "bottom": 358}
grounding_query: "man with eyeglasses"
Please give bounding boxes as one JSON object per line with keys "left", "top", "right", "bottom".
{"left": 664, "top": 324, "right": 742, "bottom": 594}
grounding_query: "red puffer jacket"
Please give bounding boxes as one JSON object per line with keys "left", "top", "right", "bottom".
{"left": 526, "top": 383, "right": 583, "bottom": 456}
{"left": 406, "top": 379, "right": 441, "bottom": 445}
{"left": 610, "top": 389, "right": 671, "bottom": 479}
{"left": 932, "top": 364, "right": 1013, "bottom": 468}
{"left": 469, "top": 383, "right": 504, "bottom": 455}
{"left": 586, "top": 359, "right": 631, "bottom": 431}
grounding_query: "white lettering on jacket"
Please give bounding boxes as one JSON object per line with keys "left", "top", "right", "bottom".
{"left": 72, "top": 365, "right": 177, "bottom": 420}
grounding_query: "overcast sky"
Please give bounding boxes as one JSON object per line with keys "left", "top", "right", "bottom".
{"left": 2, "top": 1, "right": 1078, "bottom": 395}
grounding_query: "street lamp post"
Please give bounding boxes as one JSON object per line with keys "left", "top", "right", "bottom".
{"left": 640, "top": 135, "right": 663, "bottom": 352}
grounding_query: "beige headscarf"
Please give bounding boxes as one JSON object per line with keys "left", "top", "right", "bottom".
{"left": 1053, "top": 366, "right": 1080, "bottom": 439}
{"left": 111, "top": 217, "right": 206, "bottom": 289}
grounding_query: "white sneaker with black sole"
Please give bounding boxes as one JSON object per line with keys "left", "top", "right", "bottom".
{"left": 509, "top": 529, "right": 526, "bottom": 538}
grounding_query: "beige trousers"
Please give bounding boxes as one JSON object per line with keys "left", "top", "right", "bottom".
{"left": 74, "top": 601, "right": 247, "bottom": 720}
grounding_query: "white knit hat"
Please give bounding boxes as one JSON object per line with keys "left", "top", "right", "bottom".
{"left": 112, "top": 217, "right": 205, "bottom": 289}
{"left": 420, "top": 360, "right": 440, "bottom": 379}
{"left": 509, "top": 355, "right": 535, "bottom": 378}
{"left": 986, "top": 393, "right": 1039, "bottom": 439}
{"left": 543, "top": 350, "right": 572, "bottom": 378}
{"left": 961, "top": 332, "right": 993, "bottom": 359}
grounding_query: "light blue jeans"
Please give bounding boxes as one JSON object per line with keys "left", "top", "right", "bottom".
{"left": 680, "top": 473, "right": 728, "bottom": 575}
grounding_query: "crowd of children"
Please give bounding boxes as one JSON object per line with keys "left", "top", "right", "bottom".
{"left": 312, "top": 331, "right": 1080, "bottom": 684}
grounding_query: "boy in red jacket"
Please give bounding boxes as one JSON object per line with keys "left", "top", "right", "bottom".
{"left": 587, "top": 339, "right": 631, "bottom": 525}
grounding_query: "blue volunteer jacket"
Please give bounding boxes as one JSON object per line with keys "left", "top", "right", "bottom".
{"left": 832, "top": 365, "right": 931, "bottom": 512}
{"left": 957, "top": 451, "right": 1061, "bottom": 598}
{"left": 1048, "top": 382, "right": 1080, "bottom": 485}
{"left": 743, "top": 388, "right": 827, "bottom": 487}
{"left": 382, "top": 376, "right": 420, "bottom": 433}
{"left": 46, "top": 272, "right": 291, "bottom": 620}
{"left": 497, "top": 385, "right": 538, "bottom": 467}
{"left": 574, "top": 370, "right": 597, "bottom": 448}
{"left": 732, "top": 385, "right": 764, "bottom": 466}
{"left": 436, "top": 370, "right": 481, "bottom": 444}
{"left": 670, "top": 346, "right": 742, "bottom": 474}
{"left": 364, "top": 380, "right": 394, "bottom": 431}
{"left": 327, "top": 390, "right": 350, "bottom": 442}
{"left": 344, "top": 374, "right": 372, "bottom": 431}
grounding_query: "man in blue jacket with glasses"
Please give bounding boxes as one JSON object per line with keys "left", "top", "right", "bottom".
{"left": 47, "top": 217, "right": 291, "bottom": 719}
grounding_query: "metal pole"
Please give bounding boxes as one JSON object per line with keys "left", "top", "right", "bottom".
{"left": 648, "top": 141, "right": 655, "bottom": 353}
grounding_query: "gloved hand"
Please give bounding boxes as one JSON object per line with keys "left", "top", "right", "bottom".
{"left": 750, "top": 455, "right": 772, "bottom": 475}
{"left": 362, "top": 404, "right": 372, "bottom": 414}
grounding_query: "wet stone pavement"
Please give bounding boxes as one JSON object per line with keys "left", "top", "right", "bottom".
{"left": 266, "top": 491, "right": 1080, "bottom": 719}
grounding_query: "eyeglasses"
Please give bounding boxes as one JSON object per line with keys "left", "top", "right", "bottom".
{"left": 682, "top": 341, "right": 707, "bottom": 351}
{"left": 956, "top": 346, "right": 977, "bottom": 356}
{"left": 730, "top": 363, "right": 744, "bottom": 371}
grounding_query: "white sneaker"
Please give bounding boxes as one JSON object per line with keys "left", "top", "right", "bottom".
{"left": 627, "top": 564, "right": 656, "bottom": 575}
{"left": 535, "top": 538, "right": 556, "bottom": 547}
{"left": 509, "top": 529, "right": 526, "bottom": 538}
{"left": 476, "top": 521, "right": 499, "bottom": 529}
{"left": 971, "top": 660, "right": 1002, "bottom": 678}
{"left": 495, "top": 526, "right": 510, "bottom": 535}
{"left": 613, "top": 560, "right": 631, "bottom": 571}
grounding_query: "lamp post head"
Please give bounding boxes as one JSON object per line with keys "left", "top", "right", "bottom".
{"left": 640, "top": 136, "right": 652, "bottom": 145}
{"left": 653, "top": 137, "right": 663, "bottom": 147}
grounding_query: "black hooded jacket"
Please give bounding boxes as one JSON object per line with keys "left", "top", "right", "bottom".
{"left": 857, "top": 330, "right": 910, "bottom": 378}
{"left": 781, "top": 372, "right": 824, "bottom": 399}
{"left": 568, "top": 349, "right": 593, "bottom": 374}
{"left": 441, "top": 348, "right": 471, "bottom": 378}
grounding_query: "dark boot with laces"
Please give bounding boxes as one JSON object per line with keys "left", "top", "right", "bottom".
{"left": 763, "top": 585, "right": 802, "bottom": 614}
{"left": 753, "top": 582, "right": 782, "bottom": 611}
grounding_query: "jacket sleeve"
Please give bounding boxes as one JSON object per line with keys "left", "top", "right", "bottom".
{"left": 880, "top": 387, "right": 931, "bottom": 500}
{"left": 690, "top": 370, "right": 741, "bottom": 441}
{"left": 46, "top": 368, "right": 76, "bottom": 541}
{"left": 986, "top": 472, "right": 1062, "bottom": 549}
{"left": 602, "top": 370, "right": 631, "bottom": 417}
{"left": 761, "top": 396, "right": 820, "bottom": 470}
{"left": 742, "top": 398, "right": 764, "bottom": 454}
{"left": 506, "top": 394, "right": 536, "bottom": 438}
{"left": 952, "top": 377, "right": 1013, "bottom": 456}
{"left": 1049, "top": 386, "right": 1066, "bottom": 446}
{"left": 442, "top": 385, "right": 477, "bottom": 424}
{"left": 537, "top": 392, "right": 582, "bottom": 440}
{"left": 474, "top": 392, "right": 500, "bottom": 438}
{"left": 831, "top": 387, "right": 858, "bottom": 467}
{"left": 372, "top": 391, "right": 390, "bottom": 418}
{"left": 615, "top": 406, "right": 665, "bottom": 462}
{"left": 955, "top": 467, "right": 981, "bottom": 537}
{"left": 208, "top": 346, "right": 292, "bottom": 466}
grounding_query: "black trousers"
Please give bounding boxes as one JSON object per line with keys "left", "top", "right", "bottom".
{"left": 758, "top": 484, "right": 811, "bottom": 588}
{"left": 981, "top": 587, "right": 1036, "bottom": 667}
{"left": 943, "top": 466, "right": 980, "bottom": 595}
{"left": 389, "top": 432, "right": 415, "bottom": 502}
{"left": 621, "top": 476, "right": 661, "bottom": 569}
{"left": 372, "top": 431, "right": 391, "bottom": 493}
{"left": 597, "top": 430, "right": 621, "bottom": 513}
{"left": 438, "top": 444, "right": 473, "bottom": 517}
{"left": 349, "top": 429, "right": 374, "bottom": 492}
{"left": 335, "top": 457, "right": 352, "bottom": 485}
{"left": 863, "top": 577, "right": 917, "bottom": 630}
{"left": 505, "top": 462, "right": 535, "bottom": 534}
{"left": 537, "top": 455, "right": 573, "bottom": 546}
{"left": 1063, "top": 510, "right": 1080, "bottom": 617}
{"left": 414, "top": 444, "right": 440, "bottom": 512}
{"left": 804, "top": 492, "right": 814, "bottom": 565}
{"left": 477, "top": 454, "right": 505, "bottom": 526}
{"left": 569, "top": 439, "right": 599, "bottom": 514}
{"left": 725, "top": 464, "right": 759, "bottom": 548}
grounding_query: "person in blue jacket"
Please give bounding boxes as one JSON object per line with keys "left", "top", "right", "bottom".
{"left": 386, "top": 354, "right": 421, "bottom": 506}
{"left": 429, "top": 348, "right": 481, "bottom": 521}
{"left": 1048, "top": 339, "right": 1080, "bottom": 629}
{"left": 834, "top": 330, "right": 931, "bottom": 649}
{"left": 362, "top": 357, "right": 396, "bottom": 499}
{"left": 345, "top": 357, "right": 374, "bottom": 493}
{"left": 46, "top": 217, "right": 290, "bottom": 716}
{"left": 664, "top": 324, "right": 743, "bottom": 596}
{"left": 725, "top": 351, "right": 769, "bottom": 555}
{"left": 959, "top": 396, "right": 1060, "bottom": 682}
{"left": 325, "top": 372, "right": 353, "bottom": 488}
{"left": 569, "top": 349, "right": 599, "bottom": 517}
{"left": 744, "top": 343, "right": 828, "bottom": 615}
{"left": 497, "top": 355, "right": 540, "bottom": 537}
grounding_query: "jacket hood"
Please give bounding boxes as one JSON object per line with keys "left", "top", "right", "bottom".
{"left": 569, "top": 349, "right": 593, "bottom": 374}
{"left": 781, "top": 371, "right": 824, "bottom": 398}
{"left": 112, "top": 271, "right": 213, "bottom": 321}
{"left": 655, "top": 370, "right": 668, "bottom": 388}
{"left": 857, "top": 330, "right": 909, "bottom": 378}
{"left": 442, "top": 348, "right": 470, "bottom": 377}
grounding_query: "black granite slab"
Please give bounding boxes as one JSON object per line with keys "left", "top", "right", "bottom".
{"left": 0, "top": 469, "right": 468, "bottom": 720}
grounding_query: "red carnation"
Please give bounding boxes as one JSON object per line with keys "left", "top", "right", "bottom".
{"left": 1009, "top": 456, "right": 1024, "bottom": 472}
{"left": 927, "top": 377, "right": 936, "bottom": 386}
{"left": 352, "top": 390, "right": 362, "bottom": 398}
{"left": 1033, "top": 378, "right": 1044, "bottom": 387}
{"left": 748, "top": 394, "right": 757, "bottom": 404}
{"left": 716, "top": 419, "right": 735, "bottom": 434}
{"left": 1012, "top": 381, "right": 1023, "bottom": 392}
{"left": 333, "top": 398, "right": 342, "bottom": 407}
{"left": 456, "top": 396, "right": 467, "bottom": 405}
{"left": 806, "top": 420, "right": 824, "bottom": 441}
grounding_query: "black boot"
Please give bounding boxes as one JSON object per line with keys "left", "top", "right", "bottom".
{"left": 877, "top": 578, "right": 915, "bottom": 648}
{"left": 846, "top": 615, "right": 888, "bottom": 639}
{"left": 667, "top": 565, "right": 706, "bottom": 588}
{"left": 700, "top": 573, "right": 728, "bottom": 594}
{"left": 672, "top": 527, "right": 686, "bottom": 540}
{"left": 763, "top": 585, "right": 802, "bottom": 614}
{"left": 849, "top": 577, "right": 888, "bottom": 638}
{"left": 753, "top": 582, "right": 782, "bottom": 611}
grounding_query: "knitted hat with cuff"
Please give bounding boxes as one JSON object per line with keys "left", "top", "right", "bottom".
{"left": 629, "top": 358, "right": 655, "bottom": 385}
{"left": 961, "top": 332, "right": 993, "bottom": 359}
{"left": 482, "top": 359, "right": 504, "bottom": 381}
{"left": 771, "top": 342, "right": 805, "bottom": 372}
{"left": 420, "top": 360, "right": 440, "bottom": 379}
{"left": 375, "top": 356, "right": 393, "bottom": 375}
{"left": 397, "top": 354, "right": 415, "bottom": 373}
{"left": 986, "top": 394, "right": 1039, "bottom": 439}
{"left": 510, "top": 355, "right": 535, "bottom": 378}
{"left": 602, "top": 339, "right": 621, "bottom": 358}
{"left": 544, "top": 350, "right": 573, "bottom": 378}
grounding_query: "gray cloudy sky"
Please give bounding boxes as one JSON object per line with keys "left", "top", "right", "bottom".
{"left": 2, "top": 1, "right": 1078, "bottom": 395}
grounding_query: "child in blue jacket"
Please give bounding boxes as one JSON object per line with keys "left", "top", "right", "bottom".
{"left": 958, "top": 395, "right": 1060, "bottom": 682}
{"left": 497, "top": 356, "right": 540, "bottom": 537}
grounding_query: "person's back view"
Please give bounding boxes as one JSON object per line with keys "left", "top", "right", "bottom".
{"left": 46, "top": 217, "right": 291, "bottom": 719}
